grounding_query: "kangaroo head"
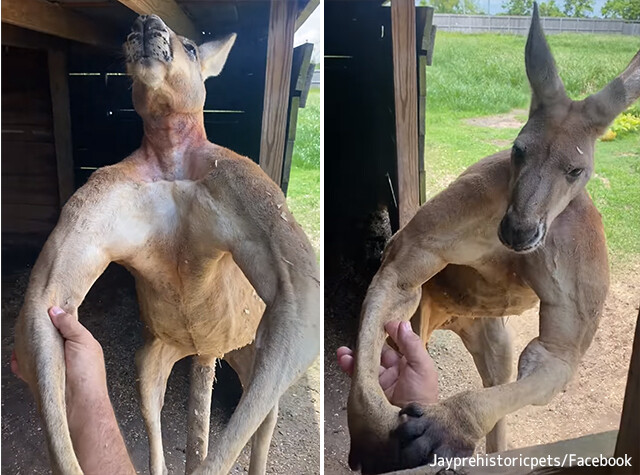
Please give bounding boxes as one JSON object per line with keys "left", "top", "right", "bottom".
{"left": 124, "top": 14, "right": 236, "bottom": 119}
{"left": 498, "top": 3, "right": 640, "bottom": 253}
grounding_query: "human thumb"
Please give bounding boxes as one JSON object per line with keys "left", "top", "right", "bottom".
{"left": 48, "top": 307, "right": 91, "bottom": 343}
{"left": 394, "top": 321, "right": 426, "bottom": 366}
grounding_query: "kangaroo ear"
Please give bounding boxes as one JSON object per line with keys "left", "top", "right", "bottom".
{"left": 583, "top": 50, "right": 640, "bottom": 135}
{"left": 525, "top": 3, "right": 567, "bottom": 115}
{"left": 199, "top": 33, "right": 237, "bottom": 79}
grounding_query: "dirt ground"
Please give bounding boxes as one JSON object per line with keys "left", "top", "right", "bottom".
{"left": 324, "top": 259, "right": 639, "bottom": 474}
{"left": 1, "top": 251, "right": 320, "bottom": 474}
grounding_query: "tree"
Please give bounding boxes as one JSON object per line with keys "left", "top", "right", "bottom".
{"left": 602, "top": 0, "right": 640, "bottom": 20}
{"left": 563, "top": 0, "right": 594, "bottom": 17}
{"left": 427, "top": 0, "right": 484, "bottom": 14}
{"left": 502, "top": 0, "right": 533, "bottom": 16}
{"left": 539, "top": 0, "right": 563, "bottom": 16}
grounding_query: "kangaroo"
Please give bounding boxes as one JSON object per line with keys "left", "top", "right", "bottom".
{"left": 346, "top": 5, "right": 639, "bottom": 473}
{"left": 13, "top": 14, "right": 319, "bottom": 475}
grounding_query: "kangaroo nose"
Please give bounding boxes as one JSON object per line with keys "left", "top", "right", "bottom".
{"left": 131, "top": 15, "right": 145, "bottom": 34}
{"left": 131, "top": 14, "right": 166, "bottom": 34}
{"left": 498, "top": 211, "right": 542, "bottom": 252}
{"left": 144, "top": 15, "right": 166, "bottom": 32}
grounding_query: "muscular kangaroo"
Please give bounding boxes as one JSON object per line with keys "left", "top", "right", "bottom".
{"left": 347, "top": 5, "right": 639, "bottom": 473}
{"left": 13, "top": 14, "right": 319, "bottom": 475}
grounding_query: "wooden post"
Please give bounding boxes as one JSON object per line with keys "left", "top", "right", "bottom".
{"left": 391, "top": 0, "right": 420, "bottom": 227}
{"left": 259, "top": 0, "right": 297, "bottom": 186}
{"left": 48, "top": 49, "right": 75, "bottom": 208}
{"left": 614, "top": 310, "right": 640, "bottom": 474}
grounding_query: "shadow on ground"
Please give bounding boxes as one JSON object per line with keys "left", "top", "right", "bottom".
{"left": 1, "top": 250, "right": 320, "bottom": 474}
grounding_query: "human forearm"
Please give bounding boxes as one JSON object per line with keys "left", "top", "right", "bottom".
{"left": 67, "top": 393, "right": 135, "bottom": 475}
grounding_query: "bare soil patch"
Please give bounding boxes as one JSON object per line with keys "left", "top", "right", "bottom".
{"left": 324, "top": 260, "right": 639, "bottom": 473}
{"left": 466, "top": 109, "right": 527, "bottom": 129}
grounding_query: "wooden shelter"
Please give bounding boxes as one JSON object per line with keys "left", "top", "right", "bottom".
{"left": 324, "top": 0, "right": 435, "bottom": 279}
{"left": 1, "top": 0, "right": 318, "bottom": 248}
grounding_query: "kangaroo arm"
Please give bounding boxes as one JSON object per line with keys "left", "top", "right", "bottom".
{"left": 15, "top": 222, "right": 111, "bottom": 475}
{"left": 13, "top": 172, "right": 138, "bottom": 474}
{"left": 346, "top": 169, "right": 504, "bottom": 462}
{"left": 191, "top": 157, "right": 320, "bottom": 474}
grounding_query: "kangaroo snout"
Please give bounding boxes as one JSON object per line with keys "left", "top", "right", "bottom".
{"left": 498, "top": 210, "right": 545, "bottom": 253}
{"left": 125, "top": 14, "right": 172, "bottom": 64}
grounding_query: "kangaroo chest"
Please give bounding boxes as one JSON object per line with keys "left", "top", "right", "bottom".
{"left": 119, "top": 180, "right": 265, "bottom": 357}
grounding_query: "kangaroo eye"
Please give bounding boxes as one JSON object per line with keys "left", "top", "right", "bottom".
{"left": 183, "top": 42, "right": 197, "bottom": 59}
{"left": 511, "top": 143, "right": 525, "bottom": 165}
{"left": 566, "top": 168, "right": 583, "bottom": 181}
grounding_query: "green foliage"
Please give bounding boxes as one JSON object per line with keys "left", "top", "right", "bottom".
{"left": 502, "top": 0, "right": 533, "bottom": 15}
{"left": 428, "top": 0, "right": 484, "bottom": 14}
{"left": 286, "top": 88, "right": 320, "bottom": 255}
{"left": 602, "top": 0, "right": 640, "bottom": 20}
{"left": 562, "top": 0, "right": 594, "bottom": 17}
{"left": 611, "top": 113, "right": 640, "bottom": 138}
{"left": 538, "top": 0, "right": 563, "bottom": 16}
{"left": 291, "top": 89, "right": 320, "bottom": 169}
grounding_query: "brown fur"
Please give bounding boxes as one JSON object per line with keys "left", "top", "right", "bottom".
{"left": 347, "top": 6, "right": 639, "bottom": 474}
{"left": 13, "top": 14, "right": 319, "bottom": 475}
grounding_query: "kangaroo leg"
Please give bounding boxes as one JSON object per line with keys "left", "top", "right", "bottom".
{"left": 186, "top": 355, "right": 216, "bottom": 474}
{"left": 136, "top": 338, "right": 185, "bottom": 475}
{"left": 450, "top": 317, "right": 514, "bottom": 453}
{"left": 226, "top": 344, "right": 279, "bottom": 475}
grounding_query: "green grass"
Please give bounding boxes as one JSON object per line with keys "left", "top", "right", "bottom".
{"left": 425, "top": 32, "right": 640, "bottom": 263}
{"left": 287, "top": 89, "right": 320, "bottom": 254}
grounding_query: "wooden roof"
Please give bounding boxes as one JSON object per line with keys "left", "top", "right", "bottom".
{"left": 1, "top": 0, "right": 318, "bottom": 49}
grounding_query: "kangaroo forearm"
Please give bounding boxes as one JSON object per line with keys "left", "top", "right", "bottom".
{"left": 15, "top": 305, "right": 83, "bottom": 475}
{"left": 353, "top": 267, "right": 422, "bottom": 393}
{"left": 445, "top": 338, "right": 576, "bottom": 441}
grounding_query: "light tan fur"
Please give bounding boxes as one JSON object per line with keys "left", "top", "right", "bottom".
{"left": 347, "top": 6, "right": 639, "bottom": 474}
{"left": 13, "top": 14, "right": 319, "bottom": 475}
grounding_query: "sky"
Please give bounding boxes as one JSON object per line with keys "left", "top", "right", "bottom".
{"left": 294, "top": 2, "right": 323, "bottom": 63}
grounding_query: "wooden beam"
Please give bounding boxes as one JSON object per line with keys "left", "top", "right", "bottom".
{"left": 48, "top": 50, "right": 75, "bottom": 208}
{"left": 115, "top": 0, "right": 201, "bottom": 41}
{"left": 391, "top": 0, "right": 420, "bottom": 227}
{"left": 614, "top": 310, "right": 640, "bottom": 474}
{"left": 259, "top": 0, "right": 297, "bottom": 186}
{"left": 1, "top": 0, "right": 119, "bottom": 49}
{"left": 1, "top": 23, "right": 66, "bottom": 50}
{"left": 295, "top": 0, "right": 320, "bottom": 32}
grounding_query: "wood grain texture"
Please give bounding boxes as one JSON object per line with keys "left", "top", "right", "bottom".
{"left": 115, "top": 0, "right": 200, "bottom": 41}
{"left": 48, "top": 49, "right": 75, "bottom": 207}
{"left": 1, "top": 0, "right": 119, "bottom": 49}
{"left": 614, "top": 311, "right": 640, "bottom": 474}
{"left": 259, "top": 0, "right": 296, "bottom": 186}
{"left": 391, "top": 0, "right": 420, "bottom": 227}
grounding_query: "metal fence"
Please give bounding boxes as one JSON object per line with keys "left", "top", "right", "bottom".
{"left": 433, "top": 14, "right": 640, "bottom": 35}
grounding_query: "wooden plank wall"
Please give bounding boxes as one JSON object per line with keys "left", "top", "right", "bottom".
{"left": 1, "top": 46, "right": 60, "bottom": 244}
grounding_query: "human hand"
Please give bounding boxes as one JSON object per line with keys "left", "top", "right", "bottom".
{"left": 12, "top": 307, "right": 109, "bottom": 427}
{"left": 337, "top": 320, "right": 438, "bottom": 408}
